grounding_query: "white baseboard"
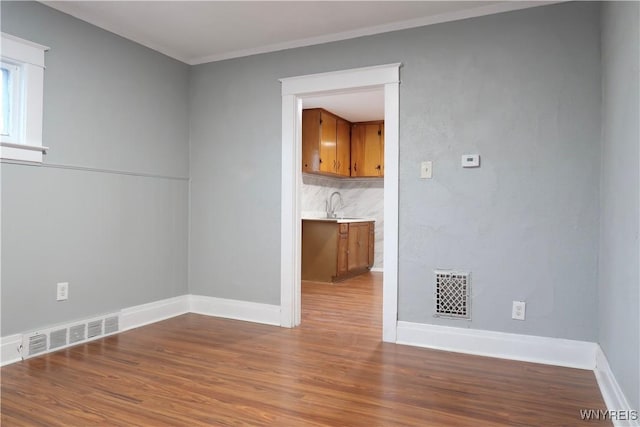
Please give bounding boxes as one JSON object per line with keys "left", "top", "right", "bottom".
{"left": 120, "top": 295, "right": 190, "bottom": 332}
{"left": 594, "top": 346, "right": 639, "bottom": 426}
{"left": 1, "top": 334, "right": 22, "bottom": 366}
{"left": 1, "top": 294, "right": 280, "bottom": 367}
{"left": 190, "top": 295, "right": 281, "bottom": 326}
{"left": 370, "top": 267, "right": 384, "bottom": 273}
{"left": 396, "top": 321, "right": 597, "bottom": 370}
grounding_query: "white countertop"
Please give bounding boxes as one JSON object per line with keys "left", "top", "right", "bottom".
{"left": 302, "top": 216, "right": 375, "bottom": 224}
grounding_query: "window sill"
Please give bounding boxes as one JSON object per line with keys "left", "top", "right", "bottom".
{"left": 0, "top": 142, "right": 48, "bottom": 163}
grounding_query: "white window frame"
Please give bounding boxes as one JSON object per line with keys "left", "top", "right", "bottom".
{"left": 0, "top": 32, "right": 49, "bottom": 163}
{"left": 1, "top": 60, "right": 22, "bottom": 143}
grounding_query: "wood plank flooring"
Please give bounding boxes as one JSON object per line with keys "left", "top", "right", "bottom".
{"left": 1, "top": 272, "right": 609, "bottom": 426}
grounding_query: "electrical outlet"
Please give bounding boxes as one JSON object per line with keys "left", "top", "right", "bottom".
{"left": 57, "top": 282, "right": 69, "bottom": 301}
{"left": 512, "top": 301, "right": 525, "bottom": 320}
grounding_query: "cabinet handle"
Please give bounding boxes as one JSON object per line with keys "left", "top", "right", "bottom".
{"left": 319, "top": 158, "right": 323, "bottom": 164}
{"left": 353, "top": 163, "right": 357, "bottom": 172}
{"left": 337, "top": 161, "right": 341, "bottom": 170}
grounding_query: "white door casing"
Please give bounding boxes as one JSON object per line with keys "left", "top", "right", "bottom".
{"left": 280, "top": 63, "right": 401, "bottom": 342}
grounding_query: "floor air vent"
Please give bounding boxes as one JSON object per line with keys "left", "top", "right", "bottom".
{"left": 20, "top": 312, "right": 120, "bottom": 360}
{"left": 434, "top": 270, "right": 470, "bottom": 319}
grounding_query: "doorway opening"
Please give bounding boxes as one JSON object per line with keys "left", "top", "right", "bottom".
{"left": 299, "top": 90, "right": 385, "bottom": 329}
{"left": 280, "top": 64, "right": 400, "bottom": 342}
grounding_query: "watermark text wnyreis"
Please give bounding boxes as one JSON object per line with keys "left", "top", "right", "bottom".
{"left": 580, "top": 409, "right": 638, "bottom": 422}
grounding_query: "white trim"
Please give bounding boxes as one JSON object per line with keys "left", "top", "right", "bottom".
{"left": 280, "top": 63, "right": 401, "bottom": 96}
{"left": 1, "top": 294, "right": 280, "bottom": 366}
{"left": 0, "top": 33, "right": 49, "bottom": 67}
{"left": 0, "top": 334, "right": 22, "bottom": 366}
{"left": 382, "top": 81, "right": 399, "bottom": 343}
{"left": 120, "top": 295, "right": 189, "bottom": 331}
{"left": 189, "top": 2, "right": 558, "bottom": 65}
{"left": 370, "top": 267, "right": 384, "bottom": 273}
{"left": 280, "top": 63, "right": 400, "bottom": 342}
{"left": 396, "top": 321, "right": 598, "bottom": 370}
{"left": 190, "top": 295, "right": 281, "bottom": 326}
{"left": 280, "top": 94, "right": 302, "bottom": 328}
{"left": 595, "top": 346, "right": 639, "bottom": 426}
{"left": 1, "top": 33, "right": 48, "bottom": 162}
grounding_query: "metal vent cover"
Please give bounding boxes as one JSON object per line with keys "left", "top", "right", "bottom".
{"left": 104, "top": 316, "right": 119, "bottom": 334}
{"left": 28, "top": 334, "right": 48, "bottom": 356}
{"left": 434, "top": 270, "right": 470, "bottom": 319}
{"left": 69, "top": 324, "right": 86, "bottom": 344}
{"left": 49, "top": 328, "right": 68, "bottom": 350}
{"left": 87, "top": 320, "right": 103, "bottom": 339}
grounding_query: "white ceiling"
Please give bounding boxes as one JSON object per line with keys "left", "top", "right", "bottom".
{"left": 304, "top": 89, "right": 385, "bottom": 122}
{"left": 41, "top": 1, "right": 552, "bottom": 65}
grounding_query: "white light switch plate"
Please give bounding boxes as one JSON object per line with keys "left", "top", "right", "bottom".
{"left": 57, "top": 282, "right": 69, "bottom": 301}
{"left": 420, "top": 161, "right": 432, "bottom": 179}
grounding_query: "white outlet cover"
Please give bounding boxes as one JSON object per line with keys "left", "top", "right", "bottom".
{"left": 512, "top": 300, "right": 525, "bottom": 320}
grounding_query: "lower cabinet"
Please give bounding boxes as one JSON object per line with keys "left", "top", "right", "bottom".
{"left": 302, "top": 220, "right": 374, "bottom": 283}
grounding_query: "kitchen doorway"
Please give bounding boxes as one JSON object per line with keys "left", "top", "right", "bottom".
{"left": 279, "top": 64, "right": 400, "bottom": 342}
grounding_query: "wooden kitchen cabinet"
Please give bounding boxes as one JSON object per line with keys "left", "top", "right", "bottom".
{"left": 302, "top": 220, "right": 374, "bottom": 282}
{"left": 347, "top": 222, "right": 371, "bottom": 271}
{"left": 337, "top": 224, "right": 349, "bottom": 277}
{"left": 336, "top": 118, "right": 351, "bottom": 176}
{"left": 351, "top": 121, "right": 384, "bottom": 177}
{"left": 302, "top": 109, "right": 350, "bottom": 177}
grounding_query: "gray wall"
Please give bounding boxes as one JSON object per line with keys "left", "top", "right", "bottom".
{"left": 1, "top": 2, "right": 190, "bottom": 335}
{"left": 599, "top": 1, "right": 640, "bottom": 409}
{"left": 190, "top": 1, "right": 602, "bottom": 340}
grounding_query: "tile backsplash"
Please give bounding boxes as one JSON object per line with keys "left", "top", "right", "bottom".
{"left": 301, "top": 174, "right": 384, "bottom": 269}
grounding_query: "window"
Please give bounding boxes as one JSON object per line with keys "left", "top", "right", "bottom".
{"left": 0, "top": 33, "right": 48, "bottom": 162}
{"left": 1, "top": 60, "right": 21, "bottom": 142}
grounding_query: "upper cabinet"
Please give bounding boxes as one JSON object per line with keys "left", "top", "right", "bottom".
{"left": 302, "top": 108, "right": 384, "bottom": 178}
{"left": 302, "top": 109, "right": 350, "bottom": 177}
{"left": 351, "top": 122, "right": 384, "bottom": 177}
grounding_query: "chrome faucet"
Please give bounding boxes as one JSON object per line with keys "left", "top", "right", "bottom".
{"left": 326, "top": 191, "right": 343, "bottom": 218}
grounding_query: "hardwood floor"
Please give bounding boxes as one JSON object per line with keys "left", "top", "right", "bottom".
{"left": 1, "top": 272, "right": 609, "bottom": 426}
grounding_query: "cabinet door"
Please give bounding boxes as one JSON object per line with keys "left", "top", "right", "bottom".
{"left": 351, "top": 122, "right": 383, "bottom": 177}
{"left": 336, "top": 118, "right": 351, "bottom": 176}
{"left": 347, "top": 223, "right": 370, "bottom": 271}
{"left": 379, "top": 123, "right": 385, "bottom": 176}
{"left": 362, "top": 124, "right": 383, "bottom": 177}
{"left": 337, "top": 225, "right": 349, "bottom": 276}
{"left": 368, "top": 222, "right": 375, "bottom": 268}
{"left": 319, "top": 112, "right": 337, "bottom": 174}
{"left": 350, "top": 124, "right": 364, "bottom": 177}
{"left": 302, "top": 109, "right": 321, "bottom": 173}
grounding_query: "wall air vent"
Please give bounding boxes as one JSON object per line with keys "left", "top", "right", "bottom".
{"left": 104, "top": 316, "right": 119, "bottom": 335}
{"left": 69, "top": 324, "right": 86, "bottom": 344}
{"left": 49, "top": 328, "right": 68, "bottom": 350}
{"left": 27, "top": 333, "right": 47, "bottom": 356}
{"left": 20, "top": 312, "right": 120, "bottom": 360}
{"left": 434, "top": 270, "right": 471, "bottom": 319}
{"left": 87, "top": 320, "right": 103, "bottom": 339}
